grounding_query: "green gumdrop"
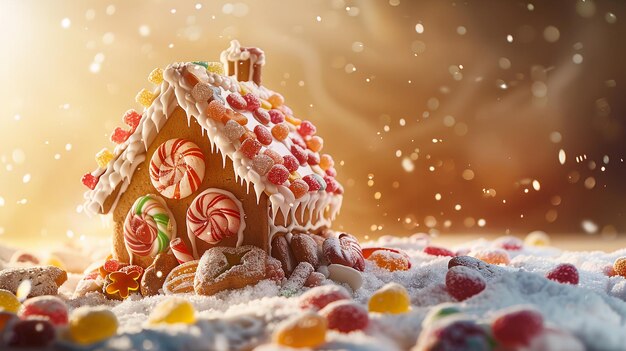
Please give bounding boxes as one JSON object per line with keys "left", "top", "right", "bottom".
{"left": 192, "top": 61, "right": 209, "bottom": 68}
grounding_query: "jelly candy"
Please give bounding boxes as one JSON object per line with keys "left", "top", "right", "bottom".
{"left": 19, "top": 295, "right": 68, "bottom": 326}
{"left": 268, "top": 93, "right": 284, "bottom": 108}
{"left": 99, "top": 258, "right": 125, "bottom": 278}
{"left": 424, "top": 245, "right": 455, "bottom": 257}
{"left": 306, "top": 136, "right": 324, "bottom": 152}
{"left": 226, "top": 92, "right": 247, "bottom": 110}
{"left": 148, "top": 298, "right": 196, "bottom": 325}
{"left": 614, "top": 257, "right": 626, "bottom": 278}
{"left": 320, "top": 300, "right": 368, "bottom": 333}
{"left": 81, "top": 173, "right": 99, "bottom": 190}
{"left": 279, "top": 104, "right": 294, "bottom": 116}
{"left": 288, "top": 171, "right": 301, "bottom": 183}
{"left": 240, "top": 138, "right": 262, "bottom": 159}
{"left": 0, "top": 289, "right": 21, "bottom": 313}
{"left": 291, "top": 145, "right": 308, "bottom": 165}
{"left": 473, "top": 248, "right": 510, "bottom": 265}
{"left": 282, "top": 155, "right": 299, "bottom": 173}
{"left": 222, "top": 109, "right": 248, "bottom": 126}
{"left": 271, "top": 123, "right": 289, "bottom": 141}
{"left": 319, "top": 154, "right": 334, "bottom": 171}
{"left": 104, "top": 270, "right": 141, "bottom": 299}
{"left": 254, "top": 125, "right": 273, "bottom": 145}
{"left": 494, "top": 236, "right": 523, "bottom": 251}
{"left": 307, "top": 151, "right": 320, "bottom": 165}
{"left": 8, "top": 319, "right": 55, "bottom": 348}
{"left": 273, "top": 312, "right": 327, "bottom": 348}
{"left": 224, "top": 120, "right": 246, "bottom": 142}
{"left": 207, "top": 100, "right": 226, "bottom": 122}
{"left": 492, "top": 307, "right": 544, "bottom": 347}
{"left": 69, "top": 306, "right": 118, "bottom": 345}
{"left": 205, "top": 61, "right": 225, "bottom": 75}
{"left": 524, "top": 231, "right": 551, "bottom": 246}
{"left": 252, "top": 108, "right": 270, "bottom": 125}
{"left": 267, "top": 164, "right": 289, "bottom": 185}
{"left": 289, "top": 179, "right": 309, "bottom": 199}
{"left": 286, "top": 114, "right": 302, "bottom": 126}
{"left": 264, "top": 149, "right": 283, "bottom": 165}
{"left": 368, "top": 282, "right": 410, "bottom": 314}
{"left": 242, "top": 93, "right": 261, "bottom": 111}
{"left": 291, "top": 137, "right": 307, "bottom": 150}
{"left": 252, "top": 154, "right": 274, "bottom": 176}
{"left": 368, "top": 250, "right": 410, "bottom": 272}
{"left": 260, "top": 98, "right": 272, "bottom": 110}
{"left": 446, "top": 266, "right": 486, "bottom": 301}
{"left": 297, "top": 120, "right": 317, "bottom": 137}
{"left": 110, "top": 127, "right": 131, "bottom": 144}
{"left": 299, "top": 285, "right": 351, "bottom": 310}
{"left": 148, "top": 67, "right": 164, "bottom": 85}
{"left": 95, "top": 148, "right": 114, "bottom": 168}
{"left": 268, "top": 109, "right": 285, "bottom": 124}
{"left": 545, "top": 263, "right": 579, "bottom": 284}
{"left": 302, "top": 174, "right": 323, "bottom": 191}
{"left": 417, "top": 319, "right": 491, "bottom": 351}
{"left": 324, "top": 176, "right": 339, "bottom": 193}
{"left": 135, "top": 88, "right": 156, "bottom": 107}
{"left": 191, "top": 82, "right": 213, "bottom": 102}
{"left": 325, "top": 167, "right": 337, "bottom": 177}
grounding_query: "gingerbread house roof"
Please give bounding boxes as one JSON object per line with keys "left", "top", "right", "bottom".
{"left": 82, "top": 41, "right": 343, "bottom": 232}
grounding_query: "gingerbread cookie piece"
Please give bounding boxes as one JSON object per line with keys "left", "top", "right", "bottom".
{"left": 0, "top": 266, "right": 67, "bottom": 297}
{"left": 291, "top": 233, "right": 319, "bottom": 269}
{"left": 271, "top": 235, "right": 296, "bottom": 275}
{"left": 163, "top": 260, "right": 199, "bottom": 294}
{"left": 141, "top": 251, "right": 180, "bottom": 296}
{"left": 322, "top": 233, "right": 364, "bottom": 271}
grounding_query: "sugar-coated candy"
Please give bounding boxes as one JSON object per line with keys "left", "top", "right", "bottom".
{"left": 297, "top": 120, "right": 317, "bottom": 137}
{"left": 240, "top": 138, "right": 262, "bottom": 159}
{"left": 525, "top": 231, "right": 551, "bottom": 246}
{"left": 252, "top": 108, "right": 271, "bottom": 125}
{"left": 273, "top": 312, "right": 327, "bottom": 348}
{"left": 8, "top": 319, "right": 55, "bottom": 348}
{"left": 135, "top": 88, "right": 156, "bottom": 107}
{"left": 69, "top": 306, "right": 118, "bottom": 345}
{"left": 446, "top": 266, "right": 486, "bottom": 301}
{"left": 104, "top": 270, "right": 141, "bottom": 299}
{"left": 252, "top": 154, "right": 274, "bottom": 176}
{"left": 119, "top": 264, "right": 144, "bottom": 277}
{"left": 268, "top": 164, "right": 289, "bottom": 185}
{"left": 492, "top": 307, "right": 544, "bottom": 347}
{"left": 306, "top": 136, "right": 324, "bottom": 152}
{"left": 0, "top": 289, "right": 21, "bottom": 313}
{"left": 473, "top": 248, "right": 510, "bottom": 265}
{"left": 614, "top": 257, "right": 626, "bottom": 278}
{"left": 264, "top": 149, "right": 283, "bottom": 165}
{"left": 324, "top": 176, "right": 339, "bottom": 193}
{"left": 19, "top": 296, "right": 68, "bottom": 326}
{"left": 305, "top": 272, "right": 326, "bottom": 287}
{"left": 422, "top": 303, "right": 461, "bottom": 327}
{"left": 291, "top": 137, "right": 307, "bottom": 150}
{"left": 545, "top": 263, "right": 579, "bottom": 285}
{"left": 271, "top": 123, "right": 289, "bottom": 141}
{"left": 288, "top": 171, "right": 301, "bottom": 183}
{"left": 494, "top": 235, "right": 523, "bottom": 251}
{"left": 319, "top": 154, "right": 334, "bottom": 171}
{"left": 268, "top": 109, "right": 285, "bottom": 124}
{"left": 299, "top": 285, "right": 351, "bottom": 310}
{"left": 222, "top": 109, "right": 248, "bottom": 126}
{"left": 286, "top": 114, "right": 302, "bottom": 126}
{"left": 82, "top": 173, "right": 99, "bottom": 190}
{"left": 99, "top": 258, "right": 125, "bottom": 278}
{"left": 124, "top": 109, "right": 142, "bottom": 127}
{"left": 278, "top": 104, "right": 294, "bottom": 115}
{"left": 326, "top": 260, "right": 362, "bottom": 290}
{"left": 226, "top": 92, "right": 247, "bottom": 110}
{"left": 283, "top": 155, "right": 299, "bottom": 173}
{"left": 424, "top": 245, "right": 456, "bottom": 257}
{"left": 368, "top": 282, "right": 410, "bottom": 314}
{"left": 148, "top": 298, "right": 196, "bottom": 325}
{"left": 289, "top": 179, "right": 309, "bottom": 199}
{"left": 319, "top": 300, "right": 368, "bottom": 333}
{"left": 110, "top": 127, "right": 131, "bottom": 144}
{"left": 302, "top": 174, "right": 323, "bottom": 191}
{"left": 416, "top": 319, "right": 492, "bottom": 351}
{"left": 191, "top": 82, "right": 213, "bottom": 102}
{"left": 224, "top": 120, "right": 246, "bottom": 141}
{"left": 268, "top": 93, "right": 285, "bottom": 107}
{"left": 323, "top": 234, "right": 365, "bottom": 271}
{"left": 307, "top": 151, "right": 320, "bottom": 165}
{"left": 325, "top": 167, "right": 337, "bottom": 177}
{"left": 254, "top": 125, "right": 273, "bottom": 145}
{"left": 95, "top": 148, "right": 114, "bottom": 168}
{"left": 242, "top": 93, "right": 261, "bottom": 111}
{"left": 205, "top": 61, "right": 225, "bottom": 75}
{"left": 368, "top": 250, "right": 410, "bottom": 271}
{"left": 260, "top": 98, "right": 272, "bottom": 110}
{"left": 291, "top": 145, "right": 308, "bottom": 165}
{"left": 207, "top": 100, "right": 226, "bottom": 122}
{"left": 148, "top": 67, "right": 164, "bottom": 85}
{"left": 448, "top": 255, "right": 503, "bottom": 280}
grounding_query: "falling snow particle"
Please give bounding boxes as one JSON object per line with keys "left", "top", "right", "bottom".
{"left": 477, "top": 219, "right": 486, "bottom": 227}
{"left": 581, "top": 219, "right": 598, "bottom": 234}
{"left": 402, "top": 157, "right": 415, "bottom": 172}
{"left": 139, "top": 25, "right": 151, "bottom": 36}
{"left": 532, "top": 180, "right": 541, "bottom": 191}
{"left": 456, "top": 26, "right": 467, "bottom": 35}
{"left": 65, "top": 143, "right": 72, "bottom": 151}
{"left": 558, "top": 149, "right": 566, "bottom": 164}
{"left": 506, "top": 34, "right": 514, "bottom": 43}
{"left": 415, "top": 23, "right": 424, "bottom": 33}
{"left": 316, "top": 16, "right": 322, "bottom": 22}
{"left": 22, "top": 174, "right": 31, "bottom": 184}
{"left": 543, "top": 26, "right": 560, "bottom": 42}
{"left": 572, "top": 54, "right": 583, "bottom": 64}
{"left": 61, "top": 18, "right": 71, "bottom": 29}
{"left": 12, "top": 149, "right": 25, "bottom": 164}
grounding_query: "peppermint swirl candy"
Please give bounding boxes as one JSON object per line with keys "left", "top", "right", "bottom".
{"left": 124, "top": 195, "right": 176, "bottom": 260}
{"left": 150, "top": 138, "right": 205, "bottom": 199}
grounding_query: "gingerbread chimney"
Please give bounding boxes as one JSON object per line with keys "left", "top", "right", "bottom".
{"left": 220, "top": 40, "right": 265, "bottom": 86}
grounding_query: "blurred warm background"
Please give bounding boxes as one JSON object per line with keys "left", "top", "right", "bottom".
{"left": 0, "top": 0, "right": 624, "bottom": 250}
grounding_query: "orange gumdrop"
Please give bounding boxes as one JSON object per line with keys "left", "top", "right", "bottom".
{"left": 207, "top": 100, "right": 226, "bottom": 122}
{"left": 268, "top": 93, "right": 285, "bottom": 108}
{"left": 473, "top": 248, "right": 510, "bottom": 265}
{"left": 368, "top": 250, "right": 410, "bottom": 272}
{"left": 306, "top": 136, "right": 324, "bottom": 153}
{"left": 271, "top": 123, "right": 290, "bottom": 141}
{"left": 319, "top": 154, "right": 334, "bottom": 171}
{"left": 614, "top": 257, "right": 626, "bottom": 278}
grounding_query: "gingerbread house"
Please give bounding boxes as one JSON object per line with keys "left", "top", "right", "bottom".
{"left": 82, "top": 40, "right": 343, "bottom": 268}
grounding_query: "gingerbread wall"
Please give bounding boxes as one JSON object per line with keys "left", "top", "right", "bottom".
{"left": 111, "top": 106, "right": 270, "bottom": 267}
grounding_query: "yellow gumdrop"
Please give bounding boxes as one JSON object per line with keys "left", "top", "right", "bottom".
{"left": 0, "top": 289, "right": 21, "bottom": 313}
{"left": 46, "top": 255, "right": 67, "bottom": 270}
{"left": 148, "top": 298, "right": 196, "bottom": 325}
{"left": 524, "top": 231, "right": 551, "bottom": 246}
{"left": 368, "top": 282, "right": 411, "bottom": 314}
{"left": 135, "top": 88, "right": 156, "bottom": 107}
{"left": 95, "top": 148, "right": 114, "bottom": 169}
{"left": 205, "top": 62, "right": 224, "bottom": 75}
{"left": 273, "top": 312, "right": 327, "bottom": 348}
{"left": 260, "top": 98, "right": 272, "bottom": 110}
{"left": 69, "top": 306, "right": 118, "bottom": 345}
{"left": 148, "top": 68, "right": 164, "bottom": 85}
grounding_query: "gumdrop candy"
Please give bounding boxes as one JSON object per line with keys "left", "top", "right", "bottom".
{"left": 268, "top": 164, "right": 289, "bottom": 185}
{"left": 282, "top": 155, "right": 299, "bottom": 173}
{"left": 222, "top": 109, "right": 248, "bottom": 126}
{"left": 368, "top": 250, "right": 410, "bottom": 272}
{"left": 8, "top": 319, "right": 55, "bottom": 348}
{"left": 545, "top": 263, "right": 579, "bottom": 285}
{"left": 307, "top": 151, "right": 320, "bottom": 165}
{"left": 69, "top": 306, "right": 118, "bottom": 345}
{"left": 99, "top": 258, "right": 125, "bottom": 278}
{"left": 268, "top": 93, "right": 285, "bottom": 108}
{"left": 424, "top": 245, "right": 455, "bottom": 257}
{"left": 242, "top": 93, "right": 261, "bottom": 111}
{"left": 319, "top": 300, "right": 368, "bottom": 333}
{"left": 135, "top": 88, "right": 156, "bottom": 107}
{"left": 110, "top": 127, "right": 131, "bottom": 144}
{"left": 226, "top": 92, "right": 247, "bottom": 110}
{"left": 191, "top": 82, "right": 213, "bottom": 102}
{"left": 286, "top": 114, "right": 302, "bottom": 126}
{"left": 205, "top": 61, "right": 225, "bottom": 75}
{"left": 325, "top": 167, "right": 337, "bottom": 177}
{"left": 254, "top": 125, "right": 273, "bottom": 146}
{"left": 319, "top": 154, "right": 334, "bottom": 171}
{"left": 291, "top": 137, "right": 307, "bottom": 150}
{"left": 472, "top": 248, "right": 510, "bottom": 265}
{"left": 446, "top": 266, "right": 486, "bottom": 301}
{"left": 297, "top": 120, "right": 317, "bottom": 137}
{"left": 494, "top": 235, "right": 523, "bottom": 251}
{"left": 19, "top": 295, "right": 68, "bottom": 326}
{"left": 207, "top": 100, "right": 226, "bottom": 122}
{"left": 253, "top": 108, "right": 271, "bottom": 125}
{"left": 291, "top": 145, "right": 308, "bottom": 165}
{"left": 148, "top": 298, "right": 196, "bottom": 325}
{"left": 104, "top": 270, "right": 141, "bottom": 299}
{"left": 264, "top": 149, "right": 283, "bottom": 165}
{"left": 302, "top": 174, "right": 324, "bottom": 191}
{"left": 252, "top": 154, "right": 274, "bottom": 176}
{"left": 524, "top": 231, "right": 551, "bottom": 246}
{"left": 289, "top": 179, "right": 309, "bottom": 199}
{"left": 368, "top": 282, "right": 410, "bottom": 314}
{"left": 324, "top": 176, "right": 339, "bottom": 193}
{"left": 416, "top": 319, "right": 492, "bottom": 351}
{"left": 260, "top": 98, "right": 272, "bottom": 110}
{"left": 95, "top": 148, "right": 114, "bottom": 168}
{"left": 148, "top": 67, "right": 164, "bottom": 85}
{"left": 273, "top": 312, "right": 327, "bottom": 348}
{"left": 268, "top": 109, "right": 285, "bottom": 124}
{"left": 224, "top": 120, "right": 246, "bottom": 142}
{"left": 492, "top": 307, "right": 544, "bottom": 348}
{"left": 240, "top": 138, "right": 262, "bottom": 159}
{"left": 271, "top": 123, "right": 290, "bottom": 141}
{"left": 0, "top": 289, "right": 21, "bottom": 313}
{"left": 81, "top": 173, "right": 99, "bottom": 190}
{"left": 306, "top": 136, "right": 324, "bottom": 152}
{"left": 614, "top": 257, "right": 626, "bottom": 277}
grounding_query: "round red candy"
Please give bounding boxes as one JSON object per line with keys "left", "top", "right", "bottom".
{"left": 267, "top": 164, "right": 289, "bottom": 185}
{"left": 253, "top": 108, "right": 270, "bottom": 125}
{"left": 325, "top": 167, "right": 337, "bottom": 177}
{"left": 8, "top": 319, "right": 55, "bottom": 348}
{"left": 283, "top": 155, "right": 300, "bottom": 173}
{"left": 111, "top": 127, "right": 131, "bottom": 144}
{"left": 307, "top": 151, "right": 320, "bottom": 165}
{"left": 492, "top": 308, "right": 544, "bottom": 347}
{"left": 242, "top": 93, "right": 261, "bottom": 111}
{"left": 445, "top": 265, "right": 486, "bottom": 301}
{"left": 226, "top": 93, "right": 247, "bottom": 110}
{"left": 545, "top": 263, "right": 579, "bottom": 285}
{"left": 319, "top": 300, "right": 369, "bottom": 333}
{"left": 291, "top": 145, "right": 308, "bottom": 165}
{"left": 81, "top": 173, "right": 99, "bottom": 190}
{"left": 424, "top": 246, "right": 456, "bottom": 257}
{"left": 240, "top": 138, "right": 262, "bottom": 159}
{"left": 291, "top": 137, "right": 307, "bottom": 150}
{"left": 254, "top": 125, "right": 273, "bottom": 146}
{"left": 268, "top": 109, "right": 285, "bottom": 124}
{"left": 289, "top": 179, "right": 309, "bottom": 199}
{"left": 298, "top": 285, "right": 351, "bottom": 311}
{"left": 123, "top": 109, "right": 142, "bottom": 129}
{"left": 297, "top": 121, "right": 317, "bottom": 137}
{"left": 19, "top": 296, "right": 68, "bottom": 326}
{"left": 302, "top": 174, "right": 323, "bottom": 191}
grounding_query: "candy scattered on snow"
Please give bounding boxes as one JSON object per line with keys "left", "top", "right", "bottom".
{"left": 69, "top": 306, "right": 118, "bottom": 345}
{"left": 491, "top": 307, "right": 544, "bottom": 348}
{"left": 319, "top": 300, "right": 368, "bottom": 333}
{"left": 0, "top": 289, "right": 21, "bottom": 313}
{"left": 273, "top": 312, "right": 327, "bottom": 348}
{"left": 327, "top": 264, "right": 363, "bottom": 291}
{"left": 445, "top": 265, "right": 486, "bottom": 301}
{"left": 368, "top": 282, "right": 410, "bottom": 314}
{"left": 148, "top": 298, "right": 196, "bottom": 325}
{"left": 545, "top": 263, "right": 579, "bottom": 285}
{"left": 19, "top": 295, "right": 68, "bottom": 326}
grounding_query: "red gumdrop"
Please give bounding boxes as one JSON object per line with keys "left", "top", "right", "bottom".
{"left": 253, "top": 108, "right": 271, "bottom": 125}
{"left": 268, "top": 109, "right": 285, "bottom": 124}
{"left": 494, "top": 236, "right": 524, "bottom": 251}
{"left": 492, "top": 309, "right": 544, "bottom": 347}
{"left": 446, "top": 266, "right": 486, "bottom": 301}
{"left": 297, "top": 120, "right": 317, "bottom": 137}
{"left": 291, "top": 145, "right": 308, "bottom": 165}
{"left": 291, "top": 137, "right": 307, "bottom": 150}
{"left": 120, "top": 264, "right": 144, "bottom": 277}
{"left": 254, "top": 125, "right": 273, "bottom": 146}
{"left": 242, "top": 93, "right": 261, "bottom": 111}
{"left": 298, "top": 285, "right": 351, "bottom": 311}
{"left": 240, "top": 138, "right": 262, "bottom": 159}
{"left": 307, "top": 151, "right": 320, "bottom": 165}
{"left": 283, "top": 155, "right": 300, "bottom": 173}
{"left": 226, "top": 93, "right": 247, "bottom": 110}
{"left": 264, "top": 149, "right": 283, "bottom": 165}
{"left": 545, "top": 263, "right": 579, "bottom": 285}
{"left": 319, "top": 300, "right": 369, "bottom": 333}
{"left": 302, "top": 174, "right": 322, "bottom": 191}
{"left": 19, "top": 296, "right": 69, "bottom": 326}
{"left": 111, "top": 127, "right": 131, "bottom": 144}
{"left": 103, "top": 259, "right": 122, "bottom": 273}
{"left": 267, "top": 164, "right": 289, "bottom": 185}
{"left": 8, "top": 319, "right": 55, "bottom": 348}
{"left": 123, "top": 109, "right": 142, "bottom": 129}
{"left": 324, "top": 176, "right": 339, "bottom": 193}
{"left": 424, "top": 246, "right": 456, "bottom": 257}
{"left": 325, "top": 167, "right": 337, "bottom": 177}
{"left": 81, "top": 173, "right": 99, "bottom": 190}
